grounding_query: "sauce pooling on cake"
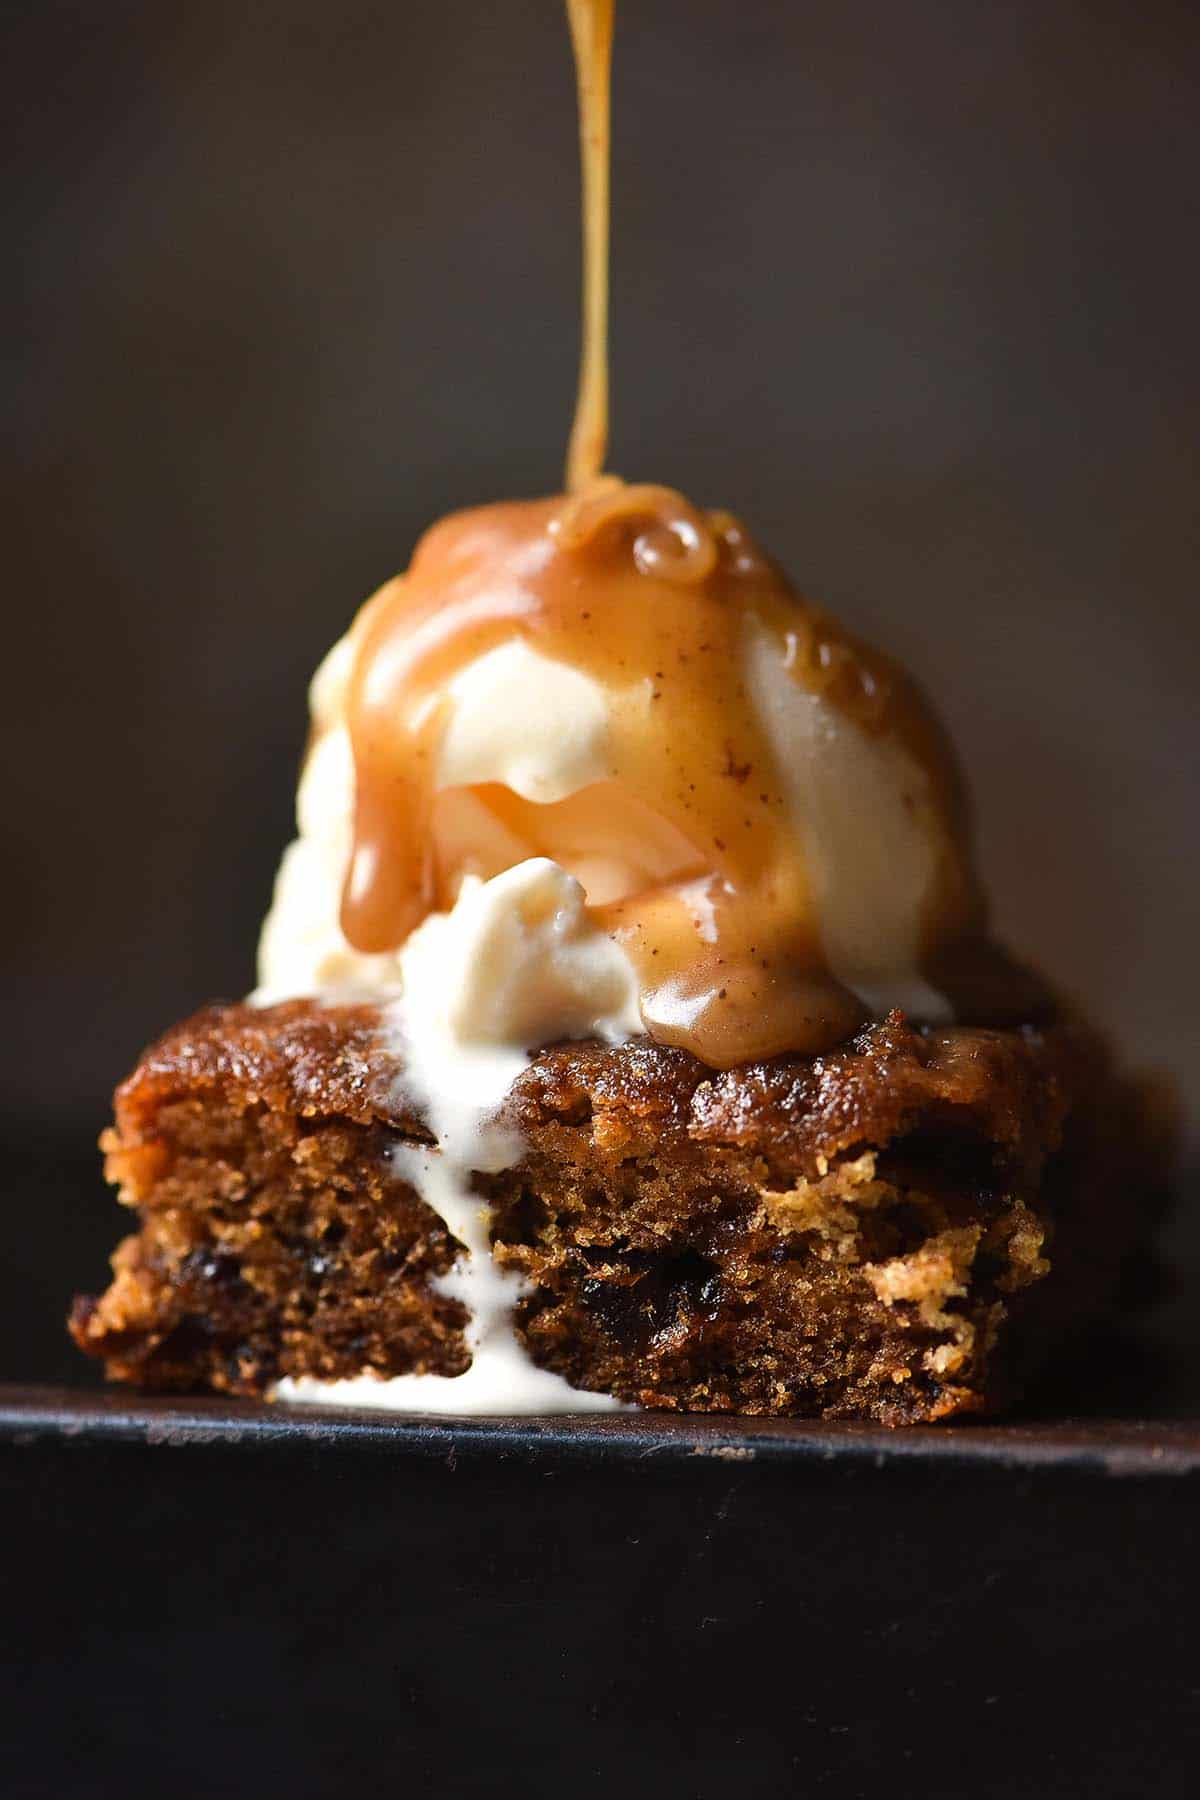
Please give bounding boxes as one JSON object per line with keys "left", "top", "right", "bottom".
{"left": 336, "top": 481, "right": 987, "bottom": 1066}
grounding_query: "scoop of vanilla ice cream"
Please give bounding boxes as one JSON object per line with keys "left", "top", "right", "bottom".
{"left": 257, "top": 617, "right": 956, "bottom": 1030}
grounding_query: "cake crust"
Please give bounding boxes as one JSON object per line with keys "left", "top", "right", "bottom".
{"left": 70, "top": 1001, "right": 1162, "bottom": 1422}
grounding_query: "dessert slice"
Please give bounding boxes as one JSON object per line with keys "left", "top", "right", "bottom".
{"left": 69, "top": 5, "right": 1170, "bottom": 1421}
{"left": 71, "top": 999, "right": 1158, "bottom": 1422}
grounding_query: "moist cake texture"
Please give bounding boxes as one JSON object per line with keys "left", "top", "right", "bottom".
{"left": 70, "top": 1000, "right": 1159, "bottom": 1423}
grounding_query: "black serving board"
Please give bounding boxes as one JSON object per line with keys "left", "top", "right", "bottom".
{"left": 2, "top": 1385, "right": 1198, "bottom": 1800}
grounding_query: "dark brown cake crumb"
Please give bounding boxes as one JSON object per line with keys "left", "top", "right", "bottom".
{"left": 69, "top": 1001, "right": 1167, "bottom": 1422}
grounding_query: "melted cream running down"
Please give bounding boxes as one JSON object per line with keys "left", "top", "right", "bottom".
{"left": 276, "top": 859, "right": 631, "bottom": 1415}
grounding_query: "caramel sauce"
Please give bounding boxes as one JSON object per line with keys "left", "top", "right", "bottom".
{"left": 340, "top": 484, "right": 994, "bottom": 1064}
{"left": 565, "top": 0, "right": 614, "bottom": 492}
{"left": 324, "top": 0, "right": 1044, "bottom": 1065}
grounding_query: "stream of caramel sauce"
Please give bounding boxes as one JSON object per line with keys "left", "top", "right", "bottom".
{"left": 327, "top": 1, "right": 1042, "bottom": 1064}
{"left": 565, "top": 0, "right": 614, "bottom": 491}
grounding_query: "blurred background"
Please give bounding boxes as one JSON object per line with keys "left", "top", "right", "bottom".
{"left": 4, "top": 0, "right": 1198, "bottom": 1381}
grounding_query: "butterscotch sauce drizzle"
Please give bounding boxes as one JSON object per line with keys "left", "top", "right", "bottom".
{"left": 326, "top": 0, "right": 1043, "bottom": 1068}
{"left": 339, "top": 484, "right": 997, "bottom": 1066}
{"left": 565, "top": 0, "right": 614, "bottom": 492}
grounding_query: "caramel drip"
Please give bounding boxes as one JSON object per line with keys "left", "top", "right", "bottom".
{"left": 565, "top": 0, "right": 614, "bottom": 492}
{"left": 321, "top": 4, "right": 1045, "bottom": 1065}
{"left": 340, "top": 485, "right": 993, "bottom": 1065}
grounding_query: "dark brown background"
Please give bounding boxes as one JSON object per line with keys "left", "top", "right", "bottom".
{"left": 5, "top": 19, "right": 1200, "bottom": 1785}
{"left": 5, "top": 0, "right": 1198, "bottom": 1147}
